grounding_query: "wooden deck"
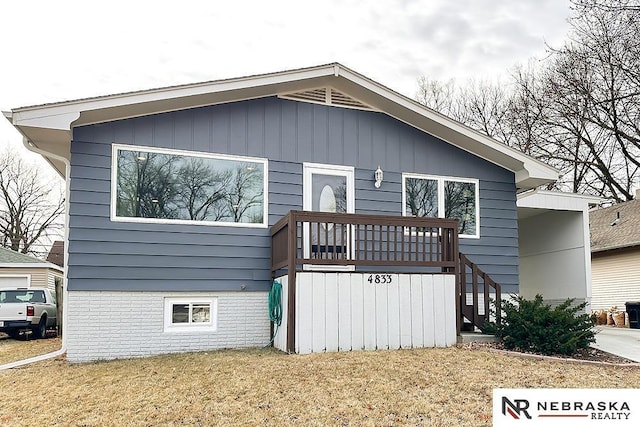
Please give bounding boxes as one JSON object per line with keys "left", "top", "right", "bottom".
{"left": 270, "top": 210, "right": 500, "bottom": 353}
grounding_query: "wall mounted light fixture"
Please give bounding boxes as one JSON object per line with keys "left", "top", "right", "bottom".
{"left": 374, "top": 165, "right": 383, "bottom": 188}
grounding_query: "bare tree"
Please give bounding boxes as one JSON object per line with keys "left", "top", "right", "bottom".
{"left": 457, "top": 79, "right": 513, "bottom": 143}
{"left": 116, "top": 151, "right": 179, "bottom": 219}
{"left": 572, "top": 0, "right": 640, "bottom": 12}
{"left": 417, "top": 76, "right": 513, "bottom": 144}
{"left": 0, "top": 148, "right": 64, "bottom": 256}
{"left": 503, "top": 63, "right": 549, "bottom": 156}
{"left": 226, "top": 164, "right": 264, "bottom": 223}
{"left": 416, "top": 0, "right": 640, "bottom": 202}
{"left": 404, "top": 177, "right": 438, "bottom": 218}
{"left": 416, "top": 76, "right": 458, "bottom": 118}
{"left": 533, "top": 0, "right": 640, "bottom": 200}
{"left": 175, "top": 158, "right": 230, "bottom": 221}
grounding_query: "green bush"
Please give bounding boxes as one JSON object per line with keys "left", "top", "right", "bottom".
{"left": 485, "top": 294, "right": 596, "bottom": 356}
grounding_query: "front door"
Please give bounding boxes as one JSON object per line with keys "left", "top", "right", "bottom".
{"left": 303, "top": 163, "right": 355, "bottom": 268}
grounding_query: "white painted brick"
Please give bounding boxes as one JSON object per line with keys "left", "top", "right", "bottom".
{"left": 66, "top": 291, "right": 270, "bottom": 362}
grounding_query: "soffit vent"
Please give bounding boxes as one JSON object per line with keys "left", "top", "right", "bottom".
{"left": 279, "top": 87, "right": 375, "bottom": 111}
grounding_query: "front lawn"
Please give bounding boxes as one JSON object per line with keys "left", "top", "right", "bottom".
{"left": 0, "top": 335, "right": 61, "bottom": 365}
{"left": 1, "top": 346, "right": 638, "bottom": 426}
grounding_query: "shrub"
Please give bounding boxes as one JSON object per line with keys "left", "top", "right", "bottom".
{"left": 485, "top": 294, "right": 596, "bottom": 356}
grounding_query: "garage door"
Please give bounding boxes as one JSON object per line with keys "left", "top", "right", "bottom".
{"left": 0, "top": 276, "right": 29, "bottom": 288}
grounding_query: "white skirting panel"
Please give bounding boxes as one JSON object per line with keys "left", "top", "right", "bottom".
{"left": 274, "top": 273, "right": 457, "bottom": 354}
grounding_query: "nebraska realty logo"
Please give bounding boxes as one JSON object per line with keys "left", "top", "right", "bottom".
{"left": 493, "top": 389, "right": 639, "bottom": 426}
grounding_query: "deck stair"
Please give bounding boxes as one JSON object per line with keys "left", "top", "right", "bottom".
{"left": 457, "top": 332, "right": 499, "bottom": 344}
{"left": 458, "top": 253, "right": 502, "bottom": 333}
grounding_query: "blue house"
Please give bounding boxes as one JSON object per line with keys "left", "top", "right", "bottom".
{"left": 4, "top": 64, "right": 594, "bottom": 362}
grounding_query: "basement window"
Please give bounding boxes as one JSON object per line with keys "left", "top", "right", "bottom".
{"left": 163, "top": 298, "right": 217, "bottom": 332}
{"left": 402, "top": 174, "right": 479, "bottom": 238}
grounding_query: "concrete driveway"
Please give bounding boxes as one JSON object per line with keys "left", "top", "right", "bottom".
{"left": 591, "top": 326, "right": 640, "bottom": 362}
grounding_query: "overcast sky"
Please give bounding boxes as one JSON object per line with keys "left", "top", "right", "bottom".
{"left": 1, "top": 0, "right": 571, "bottom": 163}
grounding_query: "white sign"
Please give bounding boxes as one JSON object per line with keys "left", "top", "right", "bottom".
{"left": 494, "top": 389, "right": 640, "bottom": 426}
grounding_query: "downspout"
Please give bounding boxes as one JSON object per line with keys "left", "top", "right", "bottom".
{"left": 0, "top": 137, "right": 71, "bottom": 370}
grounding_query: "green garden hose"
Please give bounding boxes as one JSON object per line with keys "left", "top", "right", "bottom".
{"left": 267, "top": 280, "right": 282, "bottom": 346}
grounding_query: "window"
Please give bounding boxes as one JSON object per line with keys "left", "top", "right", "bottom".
{"left": 0, "top": 290, "right": 45, "bottom": 303}
{"left": 402, "top": 174, "right": 479, "bottom": 238}
{"left": 111, "top": 144, "right": 268, "bottom": 227}
{"left": 164, "top": 298, "right": 217, "bottom": 332}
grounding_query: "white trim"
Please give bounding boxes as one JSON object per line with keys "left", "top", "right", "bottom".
{"left": 303, "top": 162, "right": 355, "bottom": 214}
{"left": 517, "top": 189, "right": 603, "bottom": 208}
{"left": 303, "top": 163, "right": 355, "bottom": 271}
{"left": 110, "top": 143, "right": 269, "bottom": 228}
{"left": 163, "top": 297, "right": 218, "bottom": 333}
{"left": 401, "top": 173, "right": 480, "bottom": 239}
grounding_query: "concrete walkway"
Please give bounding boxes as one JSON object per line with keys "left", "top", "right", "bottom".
{"left": 591, "top": 326, "right": 640, "bottom": 362}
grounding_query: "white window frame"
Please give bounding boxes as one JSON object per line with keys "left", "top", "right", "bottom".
{"left": 111, "top": 144, "right": 269, "bottom": 228}
{"left": 302, "top": 162, "right": 356, "bottom": 271}
{"left": 402, "top": 173, "right": 480, "bottom": 239}
{"left": 163, "top": 297, "right": 217, "bottom": 333}
{"left": 303, "top": 163, "right": 355, "bottom": 214}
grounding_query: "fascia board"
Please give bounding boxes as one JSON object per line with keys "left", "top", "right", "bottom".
{"left": 11, "top": 111, "right": 80, "bottom": 131}
{"left": 10, "top": 65, "right": 338, "bottom": 128}
{"left": 517, "top": 189, "right": 602, "bottom": 211}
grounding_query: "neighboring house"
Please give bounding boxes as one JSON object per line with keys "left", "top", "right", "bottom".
{"left": 4, "top": 63, "right": 595, "bottom": 362}
{"left": 0, "top": 247, "right": 63, "bottom": 291}
{"left": 46, "top": 240, "right": 65, "bottom": 268}
{"left": 589, "top": 190, "right": 640, "bottom": 311}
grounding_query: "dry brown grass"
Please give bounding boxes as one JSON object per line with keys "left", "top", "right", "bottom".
{"left": 1, "top": 346, "right": 639, "bottom": 426}
{"left": 0, "top": 335, "right": 61, "bottom": 365}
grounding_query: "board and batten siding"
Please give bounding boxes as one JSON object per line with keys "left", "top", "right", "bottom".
{"left": 591, "top": 248, "right": 640, "bottom": 310}
{"left": 69, "top": 96, "right": 518, "bottom": 293}
{"left": 274, "top": 273, "right": 457, "bottom": 354}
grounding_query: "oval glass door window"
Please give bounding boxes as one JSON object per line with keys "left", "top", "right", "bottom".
{"left": 319, "top": 185, "right": 337, "bottom": 212}
{"left": 319, "top": 184, "right": 336, "bottom": 230}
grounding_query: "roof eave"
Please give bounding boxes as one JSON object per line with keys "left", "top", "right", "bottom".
{"left": 7, "top": 63, "right": 559, "bottom": 189}
{"left": 592, "top": 242, "right": 640, "bottom": 254}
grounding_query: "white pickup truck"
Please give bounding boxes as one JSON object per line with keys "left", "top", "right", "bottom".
{"left": 0, "top": 288, "right": 57, "bottom": 339}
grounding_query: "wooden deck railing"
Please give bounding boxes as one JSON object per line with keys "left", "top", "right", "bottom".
{"left": 270, "top": 211, "right": 502, "bottom": 352}
{"left": 271, "top": 210, "right": 460, "bottom": 272}
{"left": 459, "top": 253, "right": 502, "bottom": 330}
{"left": 270, "top": 210, "right": 461, "bottom": 353}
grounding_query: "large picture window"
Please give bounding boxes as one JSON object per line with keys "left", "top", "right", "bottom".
{"left": 402, "top": 174, "right": 479, "bottom": 238}
{"left": 112, "top": 145, "right": 268, "bottom": 227}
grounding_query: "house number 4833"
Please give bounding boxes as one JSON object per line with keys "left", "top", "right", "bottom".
{"left": 367, "top": 274, "right": 393, "bottom": 284}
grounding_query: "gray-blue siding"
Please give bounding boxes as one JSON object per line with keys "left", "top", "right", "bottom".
{"left": 68, "top": 96, "right": 519, "bottom": 293}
